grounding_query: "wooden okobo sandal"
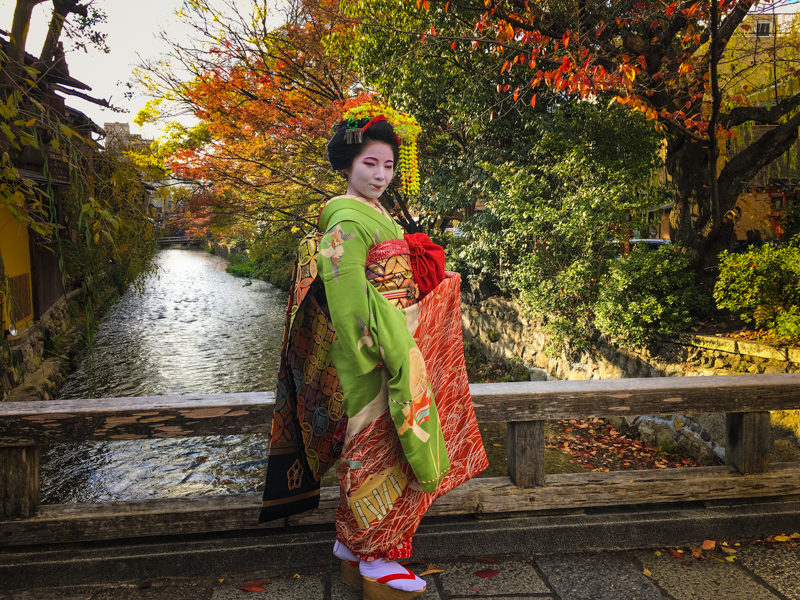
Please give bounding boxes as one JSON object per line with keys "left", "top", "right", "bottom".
{"left": 362, "top": 567, "right": 426, "bottom": 600}
{"left": 340, "top": 559, "right": 363, "bottom": 590}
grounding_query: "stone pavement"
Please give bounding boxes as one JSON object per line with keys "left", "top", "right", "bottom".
{"left": 4, "top": 543, "right": 799, "bottom": 600}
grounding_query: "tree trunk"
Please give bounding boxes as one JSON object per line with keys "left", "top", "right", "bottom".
{"left": 5, "top": 0, "right": 47, "bottom": 84}
{"left": 667, "top": 110, "right": 800, "bottom": 280}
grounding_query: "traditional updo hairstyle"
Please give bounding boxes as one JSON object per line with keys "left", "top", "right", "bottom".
{"left": 326, "top": 118, "right": 400, "bottom": 175}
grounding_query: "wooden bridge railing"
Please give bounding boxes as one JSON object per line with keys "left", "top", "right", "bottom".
{"left": 157, "top": 236, "right": 199, "bottom": 245}
{"left": 1, "top": 373, "right": 799, "bottom": 546}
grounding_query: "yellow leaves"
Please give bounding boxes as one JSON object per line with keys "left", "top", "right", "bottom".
{"left": 774, "top": 535, "right": 791, "bottom": 542}
{"left": 643, "top": 568, "right": 652, "bottom": 577}
{"left": 60, "top": 124, "right": 77, "bottom": 139}
{"left": 620, "top": 65, "right": 636, "bottom": 83}
{"left": 420, "top": 564, "right": 443, "bottom": 576}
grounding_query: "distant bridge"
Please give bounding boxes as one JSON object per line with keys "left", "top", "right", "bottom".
{"left": 157, "top": 235, "right": 201, "bottom": 246}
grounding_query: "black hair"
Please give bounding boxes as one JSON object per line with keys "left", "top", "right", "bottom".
{"left": 326, "top": 118, "right": 400, "bottom": 172}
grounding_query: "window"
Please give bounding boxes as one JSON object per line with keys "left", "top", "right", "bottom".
{"left": 756, "top": 21, "right": 771, "bottom": 36}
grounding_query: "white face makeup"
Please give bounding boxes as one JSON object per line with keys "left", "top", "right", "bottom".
{"left": 343, "top": 141, "right": 395, "bottom": 200}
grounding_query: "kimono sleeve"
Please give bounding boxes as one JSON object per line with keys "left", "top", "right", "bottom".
{"left": 318, "top": 219, "right": 450, "bottom": 492}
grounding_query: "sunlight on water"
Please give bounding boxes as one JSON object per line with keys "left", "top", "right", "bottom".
{"left": 40, "top": 248, "right": 287, "bottom": 504}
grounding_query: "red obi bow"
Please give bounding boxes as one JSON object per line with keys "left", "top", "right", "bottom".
{"left": 404, "top": 233, "right": 446, "bottom": 299}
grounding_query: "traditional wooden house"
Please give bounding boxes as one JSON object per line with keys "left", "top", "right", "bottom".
{"left": 0, "top": 34, "right": 101, "bottom": 339}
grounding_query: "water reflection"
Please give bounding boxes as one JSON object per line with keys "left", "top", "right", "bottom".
{"left": 41, "top": 248, "right": 286, "bottom": 504}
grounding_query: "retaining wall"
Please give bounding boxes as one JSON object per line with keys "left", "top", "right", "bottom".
{"left": 461, "top": 294, "right": 800, "bottom": 465}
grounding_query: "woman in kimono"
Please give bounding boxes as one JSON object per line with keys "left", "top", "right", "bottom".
{"left": 260, "top": 104, "right": 487, "bottom": 600}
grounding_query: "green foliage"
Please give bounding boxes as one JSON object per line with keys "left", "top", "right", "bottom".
{"left": 225, "top": 252, "right": 256, "bottom": 278}
{"left": 775, "top": 307, "right": 800, "bottom": 341}
{"left": 715, "top": 246, "right": 800, "bottom": 340}
{"left": 452, "top": 102, "right": 676, "bottom": 352}
{"left": 595, "top": 247, "right": 705, "bottom": 348}
{"left": 248, "top": 230, "right": 302, "bottom": 291}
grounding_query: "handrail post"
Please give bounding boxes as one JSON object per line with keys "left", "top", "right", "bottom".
{"left": 0, "top": 446, "right": 40, "bottom": 519}
{"left": 507, "top": 420, "right": 546, "bottom": 487}
{"left": 726, "top": 412, "right": 770, "bottom": 474}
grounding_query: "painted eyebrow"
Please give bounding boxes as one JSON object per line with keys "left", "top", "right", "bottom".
{"left": 362, "top": 156, "right": 394, "bottom": 164}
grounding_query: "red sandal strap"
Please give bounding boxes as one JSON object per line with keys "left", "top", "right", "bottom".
{"left": 348, "top": 560, "right": 359, "bottom": 567}
{"left": 376, "top": 567, "right": 416, "bottom": 584}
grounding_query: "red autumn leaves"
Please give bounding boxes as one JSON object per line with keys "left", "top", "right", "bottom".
{"left": 548, "top": 418, "right": 700, "bottom": 472}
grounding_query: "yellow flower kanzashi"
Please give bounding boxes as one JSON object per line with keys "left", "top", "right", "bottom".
{"left": 343, "top": 103, "right": 422, "bottom": 195}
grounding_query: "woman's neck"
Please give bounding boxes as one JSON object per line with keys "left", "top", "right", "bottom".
{"left": 330, "top": 194, "right": 390, "bottom": 219}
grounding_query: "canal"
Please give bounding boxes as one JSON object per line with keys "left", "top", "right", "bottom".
{"left": 41, "top": 248, "right": 287, "bottom": 504}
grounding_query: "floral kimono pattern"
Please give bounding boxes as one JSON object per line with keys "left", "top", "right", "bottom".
{"left": 260, "top": 196, "right": 487, "bottom": 560}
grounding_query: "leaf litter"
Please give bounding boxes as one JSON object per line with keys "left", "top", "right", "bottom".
{"left": 547, "top": 418, "right": 700, "bottom": 472}
{"left": 651, "top": 534, "right": 800, "bottom": 570}
{"left": 240, "top": 579, "right": 270, "bottom": 593}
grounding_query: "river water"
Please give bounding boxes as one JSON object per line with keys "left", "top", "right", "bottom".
{"left": 40, "top": 248, "right": 287, "bottom": 504}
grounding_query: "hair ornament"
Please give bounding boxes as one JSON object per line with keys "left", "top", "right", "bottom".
{"left": 342, "top": 103, "right": 422, "bottom": 195}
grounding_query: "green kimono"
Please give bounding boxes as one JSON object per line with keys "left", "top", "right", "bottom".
{"left": 318, "top": 198, "right": 450, "bottom": 492}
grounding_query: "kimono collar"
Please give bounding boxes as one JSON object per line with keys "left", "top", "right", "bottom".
{"left": 320, "top": 196, "right": 401, "bottom": 235}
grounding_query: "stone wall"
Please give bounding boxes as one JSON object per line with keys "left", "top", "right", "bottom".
{"left": 1, "top": 288, "right": 92, "bottom": 402}
{"left": 1, "top": 291, "right": 76, "bottom": 401}
{"left": 461, "top": 294, "right": 800, "bottom": 465}
{"left": 212, "top": 242, "right": 247, "bottom": 260}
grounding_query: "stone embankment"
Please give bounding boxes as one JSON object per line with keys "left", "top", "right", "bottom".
{"left": 461, "top": 294, "right": 800, "bottom": 465}
{"left": 1, "top": 288, "right": 114, "bottom": 403}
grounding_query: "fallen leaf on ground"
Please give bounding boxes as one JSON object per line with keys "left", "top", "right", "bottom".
{"left": 681, "top": 560, "right": 691, "bottom": 566}
{"left": 420, "top": 568, "right": 444, "bottom": 576}
{"left": 139, "top": 582, "right": 152, "bottom": 589}
{"left": 654, "top": 551, "right": 662, "bottom": 556}
{"left": 702, "top": 540, "right": 716, "bottom": 550}
{"left": 293, "top": 574, "right": 300, "bottom": 579}
{"left": 791, "top": 533, "right": 800, "bottom": 539}
{"left": 218, "top": 579, "right": 224, "bottom": 583}
{"left": 474, "top": 569, "right": 501, "bottom": 578}
{"left": 474, "top": 556, "right": 500, "bottom": 564}
{"left": 668, "top": 548, "right": 683, "bottom": 558}
{"left": 643, "top": 568, "right": 652, "bottom": 576}
{"left": 774, "top": 535, "right": 790, "bottom": 542}
{"left": 726, "top": 556, "right": 736, "bottom": 562}
{"left": 240, "top": 580, "right": 270, "bottom": 593}
{"left": 721, "top": 547, "right": 737, "bottom": 554}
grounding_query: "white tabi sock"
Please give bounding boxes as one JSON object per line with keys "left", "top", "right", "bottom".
{"left": 358, "top": 557, "right": 426, "bottom": 592}
{"left": 333, "top": 540, "right": 359, "bottom": 563}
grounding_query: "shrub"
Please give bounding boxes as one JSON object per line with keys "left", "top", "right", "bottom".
{"left": 594, "top": 247, "right": 705, "bottom": 347}
{"left": 248, "top": 229, "right": 302, "bottom": 291}
{"left": 225, "top": 252, "right": 256, "bottom": 278}
{"left": 775, "top": 307, "right": 800, "bottom": 341}
{"left": 714, "top": 245, "right": 800, "bottom": 334}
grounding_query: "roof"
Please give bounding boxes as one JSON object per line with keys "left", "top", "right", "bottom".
{"left": 0, "top": 32, "right": 92, "bottom": 91}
